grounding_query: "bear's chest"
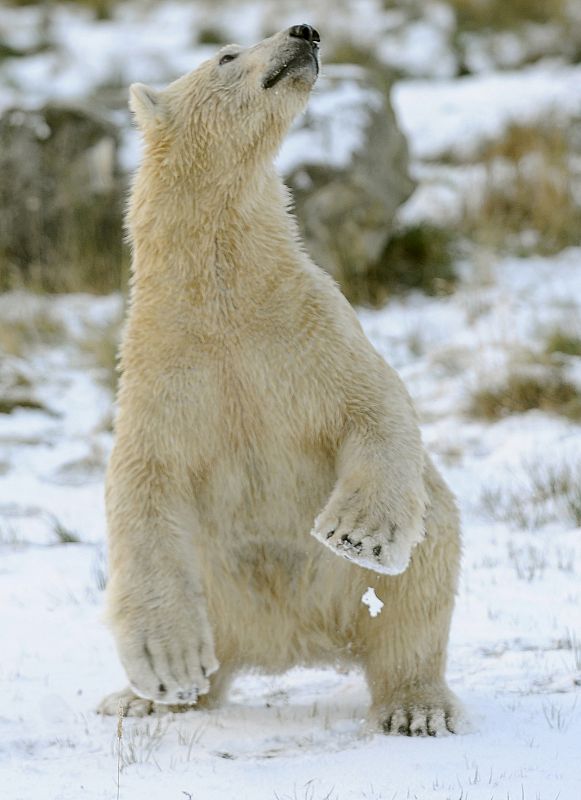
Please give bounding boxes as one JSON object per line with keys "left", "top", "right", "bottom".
{"left": 190, "top": 330, "right": 338, "bottom": 451}
{"left": 185, "top": 338, "right": 338, "bottom": 530}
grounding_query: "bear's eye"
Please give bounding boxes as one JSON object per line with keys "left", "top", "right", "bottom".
{"left": 219, "top": 53, "right": 238, "bottom": 66}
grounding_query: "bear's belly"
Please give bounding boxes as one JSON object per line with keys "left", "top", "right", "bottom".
{"left": 194, "top": 440, "right": 335, "bottom": 544}
{"left": 194, "top": 442, "right": 361, "bottom": 669}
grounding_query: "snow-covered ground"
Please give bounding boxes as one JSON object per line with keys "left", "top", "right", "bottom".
{"left": 1, "top": 1, "right": 581, "bottom": 798}
{"left": 2, "top": 250, "right": 580, "bottom": 799}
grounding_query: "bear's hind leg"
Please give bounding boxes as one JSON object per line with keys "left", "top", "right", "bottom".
{"left": 360, "top": 457, "right": 464, "bottom": 736}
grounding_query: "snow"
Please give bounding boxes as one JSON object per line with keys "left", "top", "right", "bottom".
{"left": 361, "top": 587, "right": 384, "bottom": 617}
{"left": 377, "top": 4, "right": 457, "bottom": 79}
{"left": 0, "top": 3, "right": 212, "bottom": 112}
{"left": 1, "top": 1, "right": 581, "bottom": 798}
{"left": 393, "top": 62, "right": 581, "bottom": 161}
{"left": 2, "top": 248, "right": 580, "bottom": 799}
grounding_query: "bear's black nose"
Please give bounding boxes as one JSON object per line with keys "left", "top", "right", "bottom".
{"left": 289, "top": 24, "right": 320, "bottom": 44}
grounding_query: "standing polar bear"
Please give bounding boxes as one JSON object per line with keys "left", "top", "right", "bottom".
{"left": 99, "top": 25, "right": 463, "bottom": 736}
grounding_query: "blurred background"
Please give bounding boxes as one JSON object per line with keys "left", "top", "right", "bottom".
{"left": 1, "top": 2, "right": 581, "bottom": 797}
{"left": 2, "top": 0, "right": 581, "bottom": 301}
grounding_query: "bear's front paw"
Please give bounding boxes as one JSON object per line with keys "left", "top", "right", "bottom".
{"left": 114, "top": 612, "right": 219, "bottom": 707}
{"left": 311, "top": 484, "right": 426, "bottom": 575}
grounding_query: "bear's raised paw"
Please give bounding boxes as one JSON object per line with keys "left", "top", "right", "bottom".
{"left": 311, "top": 484, "right": 426, "bottom": 576}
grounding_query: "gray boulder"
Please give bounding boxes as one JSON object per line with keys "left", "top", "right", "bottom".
{"left": 278, "top": 64, "right": 414, "bottom": 291}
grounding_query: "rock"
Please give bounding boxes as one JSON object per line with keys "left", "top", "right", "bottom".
{"left": 0, "top": 104, "right": 125, "bottom": 292}
{"left": 278, "top": 64, "right": 414, "bottom": 291}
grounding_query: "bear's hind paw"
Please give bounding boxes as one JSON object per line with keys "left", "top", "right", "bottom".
{"left": 371, "top": 687, "right": 467, "bottom": 737}
{"left": 97, "top": 686, "right": 154, "bottom": 718}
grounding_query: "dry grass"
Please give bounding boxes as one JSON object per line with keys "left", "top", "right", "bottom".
{"left": 325, "top": 40, "right": 383, "bottom": 70}
{"left": 542, "top": 698, "right": 577, "bottom": 732}
{"left": 480, "top": 460, "right": 581, "bottom": 530}
{"left": 0, "top": 396, "right": 46, "bottom": 414}
{"left": 92, "top": 545, "right": 108, "bottom": 592}
{"left": 0, "top": 301, "right": 67, "bottom": 357}
{"left": 345, "top": 224, "right": 457, "bottom": 307}
{"left": 50, "top": 514, "right": 81, "bottom": 544}
{"left": 470, "top": 369, "right": 581, "bottom": 421}
{"left": 6, "top": 0, "right": 117, "bottom": 20}
{"left": 0, "top": 207, "right": 130, "bottom": 295}
{"left": 564, "top": 629, "right": 581, "bottom": 672}
{"left": 51, "top": 443, "right": 107, "bottom": 485}
{"left": 0, "top": 300, "right": 66, "bottom": 414}
{"left": 507, "top": 542, "right": 547, "bottom": 581}
{"left": 449, "top": 0, "right": 567, "bottom": 31}
{"left": 78, "top": 314, "right": 123, "bottom": 393}
{"left": 479, "top": 122, "right": 570, "bottom": 164}
{"left": 462, "top": 122, "right": 581, "bottom": 255}
{"left": 197, "top": 26, "right": 228, "bottom": 45}
{"left": 545, "top": 328, "right": 581, "bottom": 358}
{"left": 115, "top": 718, "right": 169, "bottom": 770}
{"left": 274, "top": 783, "right": 338, "bottom": 800}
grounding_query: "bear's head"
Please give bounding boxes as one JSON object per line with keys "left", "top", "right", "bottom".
{"left": 129, "top": 25, "right": 320, "bottom": 182}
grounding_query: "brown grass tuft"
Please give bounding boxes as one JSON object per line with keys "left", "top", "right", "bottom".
{"left": 5, "top": 0, "right": 116, "bottom": 19}
{"left": 197, "top": 26, "right": 228, "bottom": 45}
{"left": 0, "top": 301, "right": 67, "bottom": 357}
{"left": 545, "top": 328, "right": 581, "bottom": 358}
{"left": 449, "top": 0, "right": 567, "bottom": 31}
{"left": 78, "top": 314, "right": 123, "bottom": 394}
{"left": 463, "top": 122, "right": 581, "bottom": 255}
{"left": 470, "top": 369, "right": 581, "bottom": 421}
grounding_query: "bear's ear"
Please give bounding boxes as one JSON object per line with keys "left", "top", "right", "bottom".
{"left": 129, "top": 83, "right": 167, "bottom": 130}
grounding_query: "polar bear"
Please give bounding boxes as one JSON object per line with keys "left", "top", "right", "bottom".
{"left": 98, "top": 25, "right": 463, "bottom": 736}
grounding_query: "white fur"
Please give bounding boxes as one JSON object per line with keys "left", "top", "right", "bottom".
{"left": 98, "top": 28, "right": 463, "bottom": 735}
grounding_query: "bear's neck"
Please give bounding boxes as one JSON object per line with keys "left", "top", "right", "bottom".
{"left": 127, "top": 164, "right": 304, "bottom": 324}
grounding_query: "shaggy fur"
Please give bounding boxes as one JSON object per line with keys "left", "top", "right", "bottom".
{"left": 98, "top": 28, "right": 463, "bottom": 736}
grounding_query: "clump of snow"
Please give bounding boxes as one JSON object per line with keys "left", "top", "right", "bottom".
{"left": 361, "top": 586, "right": 384, "bottom": 617}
